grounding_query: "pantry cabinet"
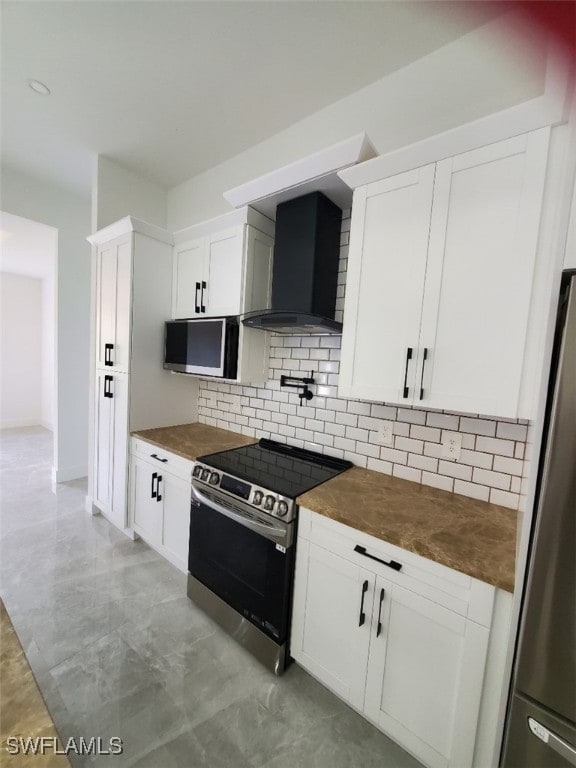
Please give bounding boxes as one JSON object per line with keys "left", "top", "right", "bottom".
{"left": 339, "top": 128, "right": 550, "bottom": 419}
{"left": 88, "top": 217, "right": 197, "bottom": 533}
{"left": 129, "top": 438, "right": 193, "bottom": 572}
{"left": 93, "top": 371, "right": 129, "bottom": 530}
{"left": 291, "top": 508, "right": 506, "bottom": 768}
{"left": 172, "top": 207, "right": 275, "bottom": 320}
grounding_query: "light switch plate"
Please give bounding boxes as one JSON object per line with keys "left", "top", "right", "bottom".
{"left": 441, "top": 431, "right": 462, "bottom": 461}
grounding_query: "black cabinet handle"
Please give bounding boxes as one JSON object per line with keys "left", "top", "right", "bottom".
{"left": 195, "top": 282, "right": 200, "bottom": 313}
{"left": 200, "top": 281, "right": 206, "bottom": 313}
{"left": 156, "top": 475, "right": 162, "bottom": 502}
{"left": 104, "top": 343, "right": 114, "bottom": 366}
{"left": 419, "top": 348, "right": 428, "bottom": 400}
{"left": 354, "top": 545, "right": 402, "bottom": 572}
{"left": 376, "top": 588, "right": 385, "bottom": 637}
{"left": 358, "top": 579, "right": 369, "bottom": 627}
{"left": 104, "top": 375, "right": 113, "bottom": 398}
{"left": 150, "top": 453, "right": 168, "bottom": 463}
{"left": 151, "top": 471, "right": 157, "bottom": 499}
{"left": 402, "top": 347, "right": 413, "bottom": 398}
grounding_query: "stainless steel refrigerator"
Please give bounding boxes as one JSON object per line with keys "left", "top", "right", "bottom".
{"left": 502, "top": 270, "right": 576, "bottom": 767}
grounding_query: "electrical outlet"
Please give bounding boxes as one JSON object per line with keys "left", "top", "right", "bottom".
{"left": 376, "top": 420, "right": 394, "bottom": 446}
{"left": 441, "top": 431, "right": 462, "bottom": 461}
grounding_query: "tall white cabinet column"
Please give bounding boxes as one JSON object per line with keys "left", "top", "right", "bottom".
{"left": 87, "top": 216, "right": 198, "bottom": 533}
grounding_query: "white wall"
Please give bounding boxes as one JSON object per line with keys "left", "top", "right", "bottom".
{"left": 0, "top": 273, "right": 42, "bottom": 428}
{"left": 93, "top": 156, "right": 167, "bottom": 231}
{"left": 167, "top": 14, "right": 547, "bottom": 229}
{"left": 41, "top": 275, "right": 55, "bottom": 429}
{"left": 0, "top": 167, "right": 91, "bottom": 482}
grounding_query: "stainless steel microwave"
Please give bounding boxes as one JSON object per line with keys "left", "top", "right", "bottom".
{"left": 164, "top": 317, "right": 239, "bottom": 378}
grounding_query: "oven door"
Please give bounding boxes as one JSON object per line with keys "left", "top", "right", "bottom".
{"left": 188, "top": 483, "right": 295, "bottom": 644}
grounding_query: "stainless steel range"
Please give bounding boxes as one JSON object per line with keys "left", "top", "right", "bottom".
{"left": 187, "top": 439, "right": 351, "bottom": 674}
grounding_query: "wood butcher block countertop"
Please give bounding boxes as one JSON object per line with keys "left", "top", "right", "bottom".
{"left": 131, "top": 423, "right": 256, "bottom": 461}
{"left": 297, "top": 466, "right": 517, "bottom": 593}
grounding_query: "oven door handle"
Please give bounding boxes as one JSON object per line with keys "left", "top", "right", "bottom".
{"left": 191, "top": 483, "right": 290, "bottom": 546}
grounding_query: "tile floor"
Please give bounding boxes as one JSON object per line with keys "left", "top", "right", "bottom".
{"left": 0, "top": 426, "right": 422, "bottom": 768}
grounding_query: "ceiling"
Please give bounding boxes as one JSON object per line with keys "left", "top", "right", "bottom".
{"left": 1, "top": 1, "right": 504, "bottom": 199}
{"left": 0, "top": 211, "right": 57, "bottom": 279}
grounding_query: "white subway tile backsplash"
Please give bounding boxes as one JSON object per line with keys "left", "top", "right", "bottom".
{"left": 453, "top": 480, "right": 490, "bottom": 502}
{"left": 367, "top": 457, "right": 393, "bottom": 474}
{"left": 438, "top": 460, "right": 473, "bottom": 482}
{"left": 196, "top": 212, "right": 530, "bottom": 512}
{"left": 493, "top": 455, "right": 524, "bottom": 476}
{"left": 476, "top": 435, "right": 515, "bottom": 457}
{"left": 426, "top": 412, "right": 460, "bottom": 430}
{"left": 395, "top": 436, "right": 424, "bottom": 455}
{"left": 393, "top": 464, "right": 422, "bottom": 483}
{"left": 397, "top": 408, "right": 427, "bottom": 425}
{"left": 472, "top": 467, "right": 511, "bottom": 491}
{"left": 421, "top": 472, "right": 454, "bottom": 493}
{"left": 459, "top": 417, "right": 497, "bottom": 437}
{"left": 409, "top": 424, "right": 441, "bottom": 443}
{"left": 496, "top": 422, "right": 528, "bottom": 441}
{"left": 489, "top": 489, "right": 520, "bottom": 510}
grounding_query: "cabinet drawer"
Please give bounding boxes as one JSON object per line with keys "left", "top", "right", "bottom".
{"left": 131, "top": 437, "right": 193, "bottom": 480}
{"left": 300, "top": 507, "right": 494, "bottom": 626}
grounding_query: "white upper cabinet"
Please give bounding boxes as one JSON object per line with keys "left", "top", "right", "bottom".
{"left": 172, "top": 207, "right": 274, "bottom": 320}
{"left": 339, "top": 128, "right": 550, "bottom": 419}
{"left": 339, "top": 165, "right": 435, "bottom": 404}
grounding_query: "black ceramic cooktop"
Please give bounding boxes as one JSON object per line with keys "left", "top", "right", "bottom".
{"left": 197, "top": 439, "right": 352, "bottom": 499}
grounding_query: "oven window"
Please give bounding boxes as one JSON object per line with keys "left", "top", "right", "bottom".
{"left": 189, "top": 500, "right": 294, "bottom": 643}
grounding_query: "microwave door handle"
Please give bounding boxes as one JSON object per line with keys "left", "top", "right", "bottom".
{"left": 200, "top": 281, "right": 206, "bottom": 313}
{"left": 191, "top": 484, "right": 288, "bottom": 543}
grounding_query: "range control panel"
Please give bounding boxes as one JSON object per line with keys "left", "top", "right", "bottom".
{"left": 191, "top": 463, "right": 295, "bottom": 522}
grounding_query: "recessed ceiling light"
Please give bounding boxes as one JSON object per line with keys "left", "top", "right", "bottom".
{"left": 27, "top": 79, "right": 50, "bottom": 96}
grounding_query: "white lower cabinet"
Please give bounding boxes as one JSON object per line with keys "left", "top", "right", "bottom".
{"left": 129, "top": 439, "right": 192, "bottom": 572}
{"left": 291, "top": 508, "right": 508, "bottom": 768}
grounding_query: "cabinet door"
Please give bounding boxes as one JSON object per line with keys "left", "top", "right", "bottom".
{"left": 339, "top": 165, "right": 435, "bottom": 403}
{"left": 93, "top": 370, "right": 128, "bottom": 528}
{"left": 291, "top": 541, "right": 373, "bottom": 711}
{"left": 364, "top": 580, "right": 489, "bottom": 768}
{"left": 130, "top": 455, "right": 162, "bottom": 544}
{"left": 93, "top": 371, "right": 113, "bottom": 511}
{"left": 95, "top": 236, "right": 132, "bottom": 372}
{"left": 172, "top": 237, "right": 206, "bottom": 318}
{"left": 204, "top": 227, "right": 244, "bottom": 317}
{"left": 161, "top": 472, "right": 191, "bottom": 571}
{"left": 419, "top": 129, "right": 549, "bottom": 417}
{"left": 108, "top": 372, "right": 129, "bottom": 530}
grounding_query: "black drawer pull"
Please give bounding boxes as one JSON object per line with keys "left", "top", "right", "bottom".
{"left": 195, "top": 282, "right": 201, "bottom": 313}
{"left": 151, "top": 471, "right": 157, "bottom": 499}
{"left": 402, "top": 347, "right": 413, "bottom": 398}
{"left": 104, "top": 343, "right": 114, "bottom": 366}
{"left": 354, "top": 545, "right": 402, "bottom": 572}
{"left": 376, "top": 588, "right": 385, "bottom": 637}
{"left": 156, "top": 475, "right": 162, "bottom": 502}
{"left": 358, "top": 579, "right": 369, "bottom": 627}
{"left": 150, "top": 453, "right": 168, "bottom": 463}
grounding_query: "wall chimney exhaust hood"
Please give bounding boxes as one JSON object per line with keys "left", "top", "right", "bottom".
{"left": 226, "top": 133, "right": 376, "bottom": 335}
{"left": 243, "top": 191, "right": 343, "bottom": 334}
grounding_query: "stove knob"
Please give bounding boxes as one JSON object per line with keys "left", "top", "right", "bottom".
{"left": 253, "top": 490, "right": 263, "bottom": 506}
{"left": 201, "top": 468, "right": 210, "bottom": 482}
{"left": 209, "top": 472, "right": 220, "bottom": 486}
{"left": 264, "top": 495, "right": 276, "bottom": 511}
{"left": 192, "top": 465, "right": 202, "bottom": 478}
{"left": 277, "top": 501, "right": 289, "bottom": 517}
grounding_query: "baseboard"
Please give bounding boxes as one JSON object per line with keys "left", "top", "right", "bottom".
{"left": 54, "top": 465, "right": 88, "bottom": 483}
{"left": 0, "top": 418, "right": 43, "bottom": 429}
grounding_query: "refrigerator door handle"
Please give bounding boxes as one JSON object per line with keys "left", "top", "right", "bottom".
{"left": 528, "top": 718, "right": 576, "bottom": 766}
